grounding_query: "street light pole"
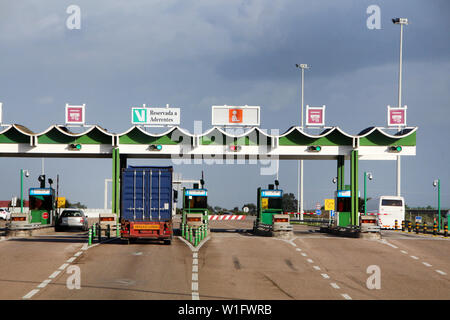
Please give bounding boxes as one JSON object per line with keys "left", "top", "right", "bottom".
{"left": 433, "top": 179, "right": 441, "bottom": 230}
{"left": 393, "top": 17, "right": 408, "bottom": 197}
{"left": 364, "top": 172, "right": 373, "bottom": 215}
{"left": 296, "top": 64, "right": 309, "bottom": 221}
{"left": 20, "top": 169, "right": 29, "bottom": 213}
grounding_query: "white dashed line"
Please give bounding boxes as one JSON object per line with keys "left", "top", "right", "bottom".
{"left": 192, "top": 253, "right": 198, "bottom": 258}
{"left": 306, "top": 259, "right": 314, "bottom": 263}
{"left": 48, "top": 271, "right": 61, "bottom": 279}
{"left": 436, "top": 270, "right": 447, "bottom": 275}
{"left": 341, "top": 294, "right": 352, "bottom": 300}
{"left": 58, "top": 263, "right": 69, "bottom": 271}
{"left": 301, "top": 253, "right": 307, "bottom": 257}
{"left": 313, "top": 266, "right": 321, "bottom": 271}
{"left": 37, "top": 279, "right": 52, "bottom": 289}
{"left": 192, "top": 259, "right": 198, "bottom": 265}
{"left": 192, "top": 292, "right": 199, "bottom": 300}
{"left": 66, "top": 257, "right": 76, "bottom": 263}
{"left": 321, "top": 273, "right": 330, "bottom": 279}
{"left": 23, "top": 289, "right": 40, "bottom": 300}
{"left": 192, "top": 273, "right": 198, "bottom": 281}
{"left": 192, "top": 282, "right": 199, "bottom": 291}
{"left": 400, "top": 250, "right": 408, "bottom": 254}
{"left": 330, "top": 283, "right": 340, "bottom": 289}
{"left": 410, "top": 256, "right": 419, "bottom": 260}
{"left": 423, "top": 262, "right": 432, "bottom": 267}
{"left": 74, "top": 251, "right": 83, "bottom": 257}
{"left": 192, "top": 266, "right": 198, "bottom": 272}
{"left": 295, "top": 248, "right": 302, "bottom": 252}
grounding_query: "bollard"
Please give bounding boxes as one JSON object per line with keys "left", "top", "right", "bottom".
{"left": 98, "top": 224, "right": 101, "bottom": 242}
{"left": 395, "top": 220, "right": 398, "bottom": 231}
{"left": 445, "top": 224, "right": 448, "bottom": 238}
{"left": 116, "top": 222, "right": 120, "bottom": 238}
{"left": 189, "top": 226, "right": 193, "bottom": 244}
{"left": 401, "top": 220, "right": 405, "bottom": 232}
{"left": 181, "top": 223, "right": 185, "bottom": 238}
{"left": 407, "top": 221, "right": 412, "bottom": 233}
{"left": 415, "top": 222, "right": 419, "bottom": 234}
{"left": 93, "top": 223, "right": 97, "bottom": 237}
{"left": 433, "top": 222, "right": 437, "bottom": 236}
{"left": 107, "top": 224, "right": 111, "bottom": 239}
{"left": 423, "top": 222, "right": 427, "bottom": 234}
{"left": 88, "top": 227, "right": 92, "bottom": 246}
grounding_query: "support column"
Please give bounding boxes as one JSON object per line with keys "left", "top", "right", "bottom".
{"left": 351, "top": 150, "right": 359, "bottom": 226}
{"left": 112, "top": 148, "right": 121, "bottom": 215}
{"left": 337, "top": 156, "right": 345, "bottom": 191}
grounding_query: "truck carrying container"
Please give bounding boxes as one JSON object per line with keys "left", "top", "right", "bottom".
{"left": 120, "top": 166, "right": 173, "bottom": 244}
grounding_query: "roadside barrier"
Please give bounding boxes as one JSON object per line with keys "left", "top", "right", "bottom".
{"left": 395, "top": 220, "right": 398, "bottom": 230}
{"left": 433, "top": 222, "right": 437, "bottom": 236}
{"left": 445, "top": 224, "right": 448, "bottom": 238}
{"left": 423, "top": 222, "right": 427, "bottom": 234}
{"left": 181, "top": 223, "right": 185, "bottom": 238}
{"left": 116, "top": 222, "right": 120, "bottom": 237}
{"left": 401, "top": 221, "right": 405, "bottom": 232}
{"left": 415, "top": 222, "right": 419, "bottom": 234}
{"left": 407, "top": 221, "right": 412, "bottom": 233}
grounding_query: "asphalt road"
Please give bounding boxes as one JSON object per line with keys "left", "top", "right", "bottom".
{"left": 0, "top": 216, "right": 449, "bottom": 300}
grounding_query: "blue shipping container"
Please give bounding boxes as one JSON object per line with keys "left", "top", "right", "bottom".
{"left": 121, "top": 166, "right": 173, "bottom": 222}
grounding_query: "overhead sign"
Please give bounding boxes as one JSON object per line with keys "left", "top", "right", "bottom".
{"left": 324, "top": 199, "right": 335, "bottom": 211}
{"left": 132, "top": 106, "right": 180, "bottom": 126}
{"left": 65, "top": 104, "right": 85, "bottom": 125}
{"left": 212, "top": 105, "right": 260, "bottom": 127}
{"left": 306, "top": 105, "right": 326, "bottom": 127}
{"left": 387, "top": 105, "right": 407, "bottom": 127}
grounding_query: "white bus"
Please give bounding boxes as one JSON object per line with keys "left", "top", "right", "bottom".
{"left": 365, "top": 196, "right": 405, "bottom": 229}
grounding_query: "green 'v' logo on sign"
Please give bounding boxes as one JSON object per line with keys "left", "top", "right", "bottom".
{"left": 132, "top": 108, "right": 147, "bottom": 124}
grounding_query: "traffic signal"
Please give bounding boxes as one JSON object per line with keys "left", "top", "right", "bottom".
{"left": 38, "top": 174, "right": 46, "bottom": 188}
{"left": 149, "top": 144, "right": 163, "bottom": 151}
{"left": 388, "top": 145, "right": 402, "bottom": 153}
{"left": 229, "top": 145, "right": 241, "bottom": 152}
{"left": 69, "top": 143, "right": 82, "bottom": 151}
{"left": 307, "top": 145, "right": 322, "bottom": 152}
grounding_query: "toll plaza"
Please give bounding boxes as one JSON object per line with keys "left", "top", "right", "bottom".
{"left": 0, "top": 123, "right": 417, "bottom": 238}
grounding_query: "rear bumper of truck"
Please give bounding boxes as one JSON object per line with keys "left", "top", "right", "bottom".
{"left": 121, "top": 221, "right": 173, "bottom": 240}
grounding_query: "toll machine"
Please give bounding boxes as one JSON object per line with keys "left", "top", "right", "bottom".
{"left": 334, "top": 187, "right": 360, "bottom": 227}
{"left": 182, "top": 181, "right": 208, "bottom": 230}
{"left": 29, "top": 187, "right": 56, "bottom": 225}
{"left": 254, "top": 181, "right": 293, "bottom": 236}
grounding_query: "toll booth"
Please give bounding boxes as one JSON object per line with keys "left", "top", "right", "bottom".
{"left": 257, "top": 185, "right": 283, "bottom": 225}
{"left": 29, "top": 188, "right": 56, "bottom": 225}
{"left": 182, "top": 186, "right": 209, "bottom": 227}
{"left": 335, "top": 188, "right": 360, "bottom": 227}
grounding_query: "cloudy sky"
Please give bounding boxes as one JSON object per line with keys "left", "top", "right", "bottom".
{"left": 0, "top": 0, "right": 449, "bottom": 210}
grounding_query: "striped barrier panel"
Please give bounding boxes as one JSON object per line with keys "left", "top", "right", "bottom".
{"left": 286, "top": 212, "right": 316, "bottom": 215}
{"left": 208, "top": 215, "right": 246, "bottom": 221}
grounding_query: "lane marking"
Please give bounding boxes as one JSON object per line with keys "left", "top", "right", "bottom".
{"left": 341, "top": 294, "right": 352, "bottom": 300}
{"left": 436, "top": 270, "right": 447, "bottom": 275}
{"left": 422, "top": 262, "right": 432, "bottom": 267}
{"left": 193, "top": 259, "right": 198, "bottom": 265}
{"left": 23, "top": 289, "right": 39, "bottom": 300}
{"left": 295, "top": 248, "right": 302, "bottom": 252}
{"left": 192, "top": 292, "right": 199, "bottom": 300}
{"left": 66, "top": 257, "right": 76, "bottom": 263}
{"left": 37, "top": 279, "right": 52, "bottom": 289}
{"left": 49, "top": 271, "right": 61, "bottom": 279}
{"left": 306, "top": 259, "right": 314, "bottom": 263}
{"left": 301, "top": 253, "right": 307, "bottom": 257}
{"left": 192, "top": 282, "right": 199, "bottom": 291}
{"left": 321, "top": 273, "right": 330, "bottom": 279}
{"left": 330, "top": 283, "right": 340, "bottom": 289}
{"left": 313, "top": 266, "right": 321, "bottom": 271}
{"left": 192, "top": 273, "right": 198, "bottom": 281}
{"left": 400, "top": 250, "right": 408, "bottom": 254}
{"left": 74, "top": 251, "right": 83, "bottom": 257}
{"left": 410, "top": 256, "right": 419, "bottom": 260}
{"left": 192, "top": 252, "right": 198, "bottom": 258}
{"left": 192, "top": 266, "right": 198, "bottom": 272}
{"left": 58, "top": 263, "right": 69, "bottom": 270}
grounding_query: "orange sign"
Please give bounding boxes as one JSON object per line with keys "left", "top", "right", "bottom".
{"left": 229, "top": 109, "right": 243, "bottom": 123}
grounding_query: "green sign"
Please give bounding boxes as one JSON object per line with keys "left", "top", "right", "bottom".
{"left": 132, "top": 108, "right": 147, "bottom": 124}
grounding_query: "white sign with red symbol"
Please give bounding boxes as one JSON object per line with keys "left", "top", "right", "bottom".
{"left": 305, "top": 105, "right": 326, "bottom": 127}
{"left": 42, "top": 212, "right": 49, "bottom": 220}
{"left": 65, "top": 104, "right": 86, "bottom": 125}
{"left": 387, "top": 105, "right": 407, "bottom": 127}
{"left": 212, "top": 105, "right": 260, "bottom": 126}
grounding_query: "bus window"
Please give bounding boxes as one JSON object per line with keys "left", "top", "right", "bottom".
{"left": 381, "top": 199, "right": 403, "bottom": 206}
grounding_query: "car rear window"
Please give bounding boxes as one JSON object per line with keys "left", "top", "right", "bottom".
{"left": 61, "top": 211, "right": 82, "bottom": 217}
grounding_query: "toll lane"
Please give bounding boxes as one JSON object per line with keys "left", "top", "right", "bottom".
{"left": 0, "top": 232, "right": 87, "bottom": 299}
{"left": 32, "top": 237, "right": 193, "bottom": 300}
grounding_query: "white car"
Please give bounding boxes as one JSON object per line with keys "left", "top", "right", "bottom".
{"left": 0, "top": 208, "right": 11, "bottom": 220}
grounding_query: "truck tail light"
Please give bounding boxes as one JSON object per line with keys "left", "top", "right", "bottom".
{"left": 12, "top": 217, "right": 26, "bottom": 221}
